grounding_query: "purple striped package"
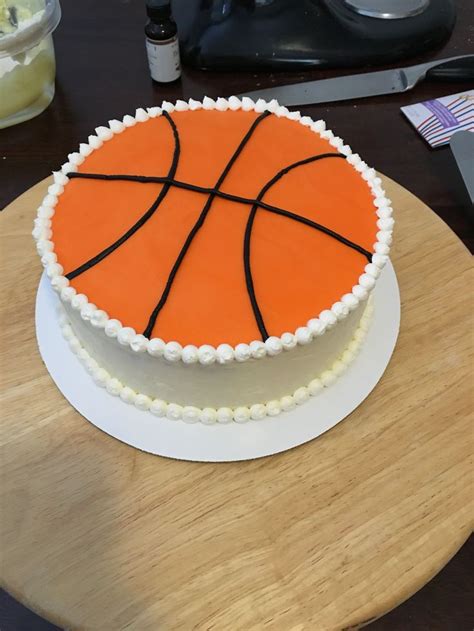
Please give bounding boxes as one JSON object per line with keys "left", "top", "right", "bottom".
{"left": 401, "top": 90, "right": 474, "bottom": 148}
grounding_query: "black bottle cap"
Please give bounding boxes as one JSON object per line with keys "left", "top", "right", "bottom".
{"left": 146, "top": 0, "right": 171, "bottom": 19}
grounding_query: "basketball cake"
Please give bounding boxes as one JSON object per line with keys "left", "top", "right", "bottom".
{"left": 33, "top": 96, "right": 393, "bottom": 423}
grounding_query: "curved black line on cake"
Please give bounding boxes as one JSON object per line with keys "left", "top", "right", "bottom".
{"left": 67, "top": 169, "right": 372, "bottom": 262}
{"left": 244, "top": 153, "right": 358, "bottom": 340}
{"left": 142, "top": 111, "right": 271, "bottom": 338}
{"left": 65, "top": 111, "right": 180, "bottom": 281}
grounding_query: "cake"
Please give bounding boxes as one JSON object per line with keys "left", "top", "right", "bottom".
{"left": 33, "top": 96, "right": 393, "bottom": 424}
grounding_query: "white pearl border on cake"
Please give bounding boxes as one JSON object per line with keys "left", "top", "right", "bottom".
{"left": 57, "top": 297, "right": 374, "bottom": 424}
{"left": 33, "top": 97, "right": 393, "bottom": 365}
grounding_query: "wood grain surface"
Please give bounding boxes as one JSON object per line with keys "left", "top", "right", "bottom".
{"left": 0, "top": 174, "right": 472, "bottom": 630}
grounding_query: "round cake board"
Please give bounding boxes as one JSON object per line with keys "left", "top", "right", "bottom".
{"left": 36, "top": 263, "right": 400, "bottom": 462}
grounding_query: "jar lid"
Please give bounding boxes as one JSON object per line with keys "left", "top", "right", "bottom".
{"left": 0, "top": 0, "right": 61, "bottom": 58}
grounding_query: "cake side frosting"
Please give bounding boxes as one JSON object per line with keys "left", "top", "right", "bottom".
{"left": 33, "top": 97, "right": 393, "bottom": 367}
{"left": 64, "top": 294, "right": 367, "bottom": 408}
{"left": 57, "top": 297, "right": 374, "bottom": 423}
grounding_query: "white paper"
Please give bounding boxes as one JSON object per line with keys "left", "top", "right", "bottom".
{"left": 401, "top": 90, "right": 474, "bottom": 148}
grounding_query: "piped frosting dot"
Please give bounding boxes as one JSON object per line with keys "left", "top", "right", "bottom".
{"left": 166, "top": 403, "right": 183, "bottom": 420}
{"left": 293, "top": 386, "right": 309, "bottom": 404}
{"left": 182, "top": 406, "right": 200, "bottom": 423}
{"left": 240, "top": 96, "right": 254, "bottom": 111}
{"left": 182, "top": 345, "right": 199, "bottom": 364}
{"left": 308, "top": 378, "right": 323, "bottom": 395}
{"left": 295, "top": 327, "right": 312, "bottom": 345}
{"left": 117, "top": 327, "right": 136, "bottom": 346}
{"left": 104, "top": 319, "right": 122, "bottom": 338}
{"left": 216, "top": 343, "right": 234, "bottom": 364}
{"left": 235, "top": 343, "right": 251, "bottom": 362}
{"left": 281, "top": 332, "right": 297, "bottom": 350}
{"left": 198, "top": 344, "right": 216, "bottom": 365}
{"left": 164, "top": 341, "right": 182, "bottom": 362}
{"left": 249, "top": 340, "right": 266, "bottom": 359}
{"left": 265, "top": 336, "right": 283, "bottom": 356}
{"left": 134, "top": 393, "right": 152, "bottom": 410}
{"left": 202, "top": 96, "right": 216, "bottom": 110}
{"left": 217, "top": 407, "right": 233, "bottom": 423}
{"left": 106, "top": 377, "right": 123, "bottom": 396}
{"left": 148, "top": 337, "right": 165, "bottom": 357}
{"left": 200, "top": 407, "right": 217, "bottom": 424}
{"left": 250, "top": 403, "right": 266, "bottom": 420}
{"left": 280, "top": 395, "right": 295, "bottom": 411}
{"left": 130, "top": 334, "right": 148, "bottom": 353}
{"left": 319, "top": 310, "right": 337, "bottom": 328}
{"left": 307, "top": 318, "right": 326, "bottom": 336}
{"left": 227, "top": 95, "right": 241, "bottom": 110}
{"left": 265, "top": 400, "right": 281, "bottom": 416}
{"left": 233, "top": 406, "right": 251, "bottom": 423}
{"left": 120, "top": 386, "right": 136, "bottom": 404}
{"left": 150, "top": 399, "right": 167, "bottom": 417}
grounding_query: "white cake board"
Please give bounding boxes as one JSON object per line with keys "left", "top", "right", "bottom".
{"left": 36, "top": 264, "right": 400, "bottom": 462}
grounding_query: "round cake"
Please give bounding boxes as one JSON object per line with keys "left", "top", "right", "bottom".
{"left": 33, "top": 96, "right": 394, "bottom": 423}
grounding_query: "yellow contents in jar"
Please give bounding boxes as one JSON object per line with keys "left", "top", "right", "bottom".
{"left": 0, "top": 35, "right": 55, "bottom": 120}
{"left": 0, "top": 1, "right": 56, "bottom": 126}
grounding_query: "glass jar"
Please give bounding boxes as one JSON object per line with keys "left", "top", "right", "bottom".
{"left": 0, "top": 0, "right": 61, "bottom": 129}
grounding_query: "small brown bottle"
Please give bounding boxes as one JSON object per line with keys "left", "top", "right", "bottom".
{"left": 145, "top": 0, "right": 181, "bottom": 83}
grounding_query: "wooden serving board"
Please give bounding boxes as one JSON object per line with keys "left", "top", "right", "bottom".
{"left": 0, "top": 176, "right": 472, "bottom": 631}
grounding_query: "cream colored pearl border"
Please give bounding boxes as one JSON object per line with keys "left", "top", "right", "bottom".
{"left": 33, "top": 96, "right": 393, "bottom": 365}
{"left": 57, "top": 297, "right": 374, "bottom": 424}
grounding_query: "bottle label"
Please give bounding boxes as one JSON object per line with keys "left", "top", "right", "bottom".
{"left": 146, "top": 36, "right": 181, "bottom": 83}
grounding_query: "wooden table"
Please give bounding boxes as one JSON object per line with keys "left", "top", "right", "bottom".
{"left": 1, "top": 173, "right": 472, "bottom": 630}
{"left": 1, "top": 0, "right": 473, "bottom": 628}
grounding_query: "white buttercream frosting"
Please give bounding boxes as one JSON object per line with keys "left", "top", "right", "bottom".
{"left": 216, "top": 343, "right": 234, "bottom": 364}
{"left": 135, "top": 108, "right": 150, "bottom": 121}
{"left": 104, "top": 319, "right": 122, "bottom": 338}
{"left": 307, "top": 318, "right": 326, "bottom": 336}
{"left": 187, "top": 99, "right": 202, "bottom": 111}
{"left": 319, "top": 310, "right": 337, "bottom": 328}
{"left": 216, "top": 97, "right": 229, "bottom": 111}
{"left": 198, "top": 344, "right": 216, "bottom": 365}
{"left": 95, "top": 125, "right": 114, "bottom": 140}
{"left": 240, "top": 96, "right": 254, "bottom": 111}
{"left": 148, "top": 337, "right": 165, "bottom": 357}
{"left": 227, "top": 96, "right": 241, "bottom": 110}
{"left": 122, "top": 115, "right": 137, "bottom": 127}
{"left": 87, "top": 135, "right": 102, "bottom": 150}
{"left": 117, "top": 327, "right": 136, "bottom": 346}
{"left": 266, "top": 400, "right": 281, "bottom": 416}
{"left": 55, "top": 297, "right": 373, "bottom": 423}
{"left": 202, "top": 96, "right": 216, "bottom": 110}
{"left": 164, "top": 341, "right": 182, "bottom": 362}
{"left": 281, "top": 332, "right": 297, "bottom": 350}
{"left": 174, "top": 100, "right": 188, "bottom": 112}
{"left": 130, "top": 334, "right": 148, "bottom": 353}
{"left": 265, "top": 337, "right": 283, "bottom": 356}
{"left": 182, "top": 345, "right": 199, "bottom": 364}
{"left": 295, "top": 327, "right": 312, "bottom": 345}
{"left": 235, "top": 343, "right": 251, "bottom": 362}
{"left": 109, "top": 119, "right": 125, "bottom": 133}
{"left": 147, "top": 106, "right": 162, "bottom": 117}
{"left": 249, "top": 340, "right": 267, "bottom": 359}
{"left": 90, "top": 310, "right": 108, "bottom": 328}
{"left": 234, "top": 406, "right": 251, "bottom": 423}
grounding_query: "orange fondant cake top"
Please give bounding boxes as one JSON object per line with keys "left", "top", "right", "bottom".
{"left": 52, "top": 108, "right": 378, "bottom": 346}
